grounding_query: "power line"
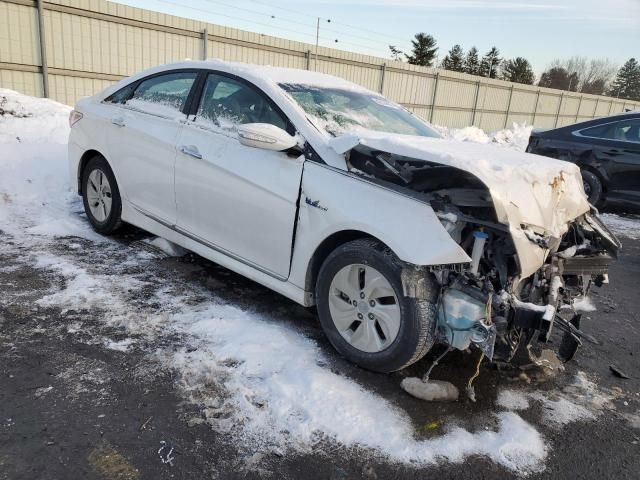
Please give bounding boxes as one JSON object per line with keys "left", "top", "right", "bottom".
{"left": 199, "top": 0, "right": 400, "bottom": 53}
{"left": 155, "top": 0, "right": 388, "bottom": 55}
{"left": 245, "top": 0, "right": 412, "bottom": 46}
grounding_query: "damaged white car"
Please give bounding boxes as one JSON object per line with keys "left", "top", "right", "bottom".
{"left": 68, "top": 60, "right": 620, "bottom": 374}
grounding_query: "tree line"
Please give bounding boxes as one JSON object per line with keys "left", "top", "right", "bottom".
{"left": 389, "top": 33, "right": 640, "bottom": 101}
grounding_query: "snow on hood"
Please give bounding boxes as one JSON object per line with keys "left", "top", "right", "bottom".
{"left": 330, "top": 131, "right": 591, "bottom": 278}
{"left": 331, "top": 131, "right": 589, "bottom": 237}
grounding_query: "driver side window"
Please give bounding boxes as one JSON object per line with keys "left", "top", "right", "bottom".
{"left": 195, "top": 73, "right": 288, "bottom": 131}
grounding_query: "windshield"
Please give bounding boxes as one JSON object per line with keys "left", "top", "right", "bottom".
{"left": 279, "top": 83, "right": 440, "bottom": 138}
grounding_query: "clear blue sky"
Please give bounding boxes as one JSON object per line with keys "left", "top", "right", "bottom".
{"left": 112, "top": 0, "right": 639, "bottom": 74}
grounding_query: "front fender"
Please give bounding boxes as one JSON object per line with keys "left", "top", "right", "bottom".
{"left": 288, "top": 162, "right": 471, "bottom": 291}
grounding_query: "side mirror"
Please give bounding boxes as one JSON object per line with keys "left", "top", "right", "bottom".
{"left": 237, "top": 123, "right": 297, "bottom": 151}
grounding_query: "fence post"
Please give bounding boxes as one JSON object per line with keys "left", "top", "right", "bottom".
{"left": 575, "top": 95, "right": 583, "bottom": 122}
{"left": 305, "top": 50, "right": 311, "bottom": 70}
{"left": 471, "top": 80, "right": 481, "bottom": 126}
{"left": 379, "top": 63, "right": 386, "bottom": 94}
{"left": 532, "top": 89, "right": 540, "bottom": 125}
{"left": 554, "top": 92, "right": 564, "bottom": 127}
{"left": 36, "top": 0, "right": 49, "bottom": 98}
{"left": 504, "top": 84, "right": 514, "bottom": 128}
{"left": 592, "top": 97, "right": 599, "bottom": 119}
{"left": 202, "top": 27, "right": 208, "bottom": 60}
{"left": 608, "top": 99, "right": 614, "bottom": 115}
{"left": 429, "top": 72, "right": 439, "bottom": 123}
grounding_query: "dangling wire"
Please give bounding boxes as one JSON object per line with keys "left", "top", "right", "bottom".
{"left": 422, "top": 347, "right": 452, "bottom": 382}
{"left": 465, "top": 351, "right": 485, "bottom": 402}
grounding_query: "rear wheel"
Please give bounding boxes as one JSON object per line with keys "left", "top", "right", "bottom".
{"left": 581, "top": 169, "right": 604, "bottom": 206}
{"left": 315, "top": 238, "right": 438, "bottom": 373}
{"left": 81, "top": 155, "right": 122, "bottom": 234}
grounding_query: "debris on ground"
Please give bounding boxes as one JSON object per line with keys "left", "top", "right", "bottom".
{"left": 400, "top": 378, "right": 459, "bottom": 402}
{"left": 610, "top": 364, "right": 631, "bottom": 379}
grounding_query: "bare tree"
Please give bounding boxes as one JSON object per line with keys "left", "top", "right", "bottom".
{"left": 543, "top": 57, "right": 617, "bottom": 94}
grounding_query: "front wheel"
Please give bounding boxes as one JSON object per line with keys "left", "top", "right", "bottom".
{"left": 81, "top": 155, "right": 122, "bottom": 234}
{"left": 315, "top": 239, "right": 438, "bottom": 373}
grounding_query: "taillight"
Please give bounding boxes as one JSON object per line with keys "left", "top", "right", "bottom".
{"left": 69, "top": 109, "right": 83, "bottom": 127}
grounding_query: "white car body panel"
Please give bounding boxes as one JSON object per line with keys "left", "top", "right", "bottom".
{"left": 174, "top": 120, "right": 304, "bottom": 279}
{"left": 69, "top": 59, "right": 594, "bottom": 308}
{"left": 107, "top": 106, "right": 182, "bottom": 224}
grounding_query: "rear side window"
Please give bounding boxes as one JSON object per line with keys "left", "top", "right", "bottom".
{"left": 125, "top": 72, "right": 197, "bottom": 118}
{"left": 194, "top": 73, "right": 288, "bottom": 131}
{"left": 579, "top": 119, "right": 640, "bottom": 143}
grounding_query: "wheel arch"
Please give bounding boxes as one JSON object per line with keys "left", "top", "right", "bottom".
{"left": 576, "top": 151, "right": 610, "bottom": 194}
{"left": 304, "top": 229, "right": 380, "bottom": 295}
{"left": 77, "top": 149, "right": 113, "bottom": 194}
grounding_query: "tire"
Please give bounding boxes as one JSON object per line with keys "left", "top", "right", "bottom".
{"left": 581, "top": 169, "right": 604, "bottom": 207}
{"left": 315, "top": 238, "right": 438, "bottom": 373}
{"left": 81, "top": 155, "right": 122, "bottom": 234}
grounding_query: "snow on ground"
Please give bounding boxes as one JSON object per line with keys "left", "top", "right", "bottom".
{"left": 599, "top": 213, "right": 640, "bottom": 240}
{"left": 0, "top": 88, "right": 632, "bottom": 475}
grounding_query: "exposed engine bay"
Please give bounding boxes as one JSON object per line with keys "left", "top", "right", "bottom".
{"left": 346, "top": 144, "right": 621, "bottom": 366}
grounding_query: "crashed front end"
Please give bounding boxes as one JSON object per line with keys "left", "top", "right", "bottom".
{"left": 432, "top": 209, "right": 619, "bottom": 365}
{"left": 338, "top": 134, "right": 621, "bottom": 365}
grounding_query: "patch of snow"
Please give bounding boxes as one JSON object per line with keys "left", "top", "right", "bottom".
{"left": 573, "top": 296, "right": 596, "bottom": 312}
{"left": 600, "top": 213, "right": 640, "bottom": 240}
{"left": 498, "top": 372, "right": 613, "bottom": 428}
{"left": 104, "top": 338, "right": 136, "bottom": 352}
{"left": 497, "top": 390, "right": 530, "bottom": 411}
{"left": 144, "top": 237, "right": 187, "bottom": 257}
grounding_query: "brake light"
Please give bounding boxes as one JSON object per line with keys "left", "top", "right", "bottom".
{"left": 69, "top": 110, "right": 83, "bottom": 127}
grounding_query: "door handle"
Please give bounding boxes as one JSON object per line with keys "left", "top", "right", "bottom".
{"left": 111, "top": 117, "right": 125, "bottom": 127}
{"left": 179, "top": 145, "right": 202, "bottom": 159}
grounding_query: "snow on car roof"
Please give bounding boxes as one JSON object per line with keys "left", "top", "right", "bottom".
{"left": 157, "top": 59, "right": 372, "bottom": 92}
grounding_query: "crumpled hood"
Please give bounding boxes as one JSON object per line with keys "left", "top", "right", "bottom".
{"left": 330, "top": 131, "right": 591, "bottom": 278}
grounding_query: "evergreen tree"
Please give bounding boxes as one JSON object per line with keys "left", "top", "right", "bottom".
{"left": 441, "top": 44, "right": 465, "bottom": 72}
{"left": 479, "top": 47, "right": 501, "bottom": 78}
{"left": 502, "top": 57, "right": 535, "bottom": 85}
{"left": 388, "top": 45, "right": 404, "bottom": 62}
{"left": 463, "top": 46, "right": 480, "bottom": 75}
{"left": 608, "top": 58, "right": 640, "bottom": 100}
{"left": 405, "top": 33, "right": 438, "bottom": 67}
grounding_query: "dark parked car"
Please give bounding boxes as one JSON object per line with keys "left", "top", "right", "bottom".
{"left": 527, "top": 111, "right": 640, "bottom": 206}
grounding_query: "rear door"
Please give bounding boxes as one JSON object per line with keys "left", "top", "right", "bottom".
{"left": 106, "top": 70, "right": 198, "bottom": 224}
{"left": 577, "top": 118, "right": 640, "bottom": 203}
{"left": 174, "top": 71, "right": 304, "bottom": 279}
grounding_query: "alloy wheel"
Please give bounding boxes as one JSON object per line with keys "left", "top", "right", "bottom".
{"left": 86, "top": 168, "right": 113, "bottom": 222}
{"left": 328, "top": 263, "right": 401, "bottom": 353}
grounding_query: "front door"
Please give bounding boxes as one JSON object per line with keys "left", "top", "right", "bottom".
{"left": 174, "top": 72, "right": 304, "bottom": 279}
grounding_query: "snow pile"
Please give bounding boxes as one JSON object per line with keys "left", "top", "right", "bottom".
{"left": 435, "top": 122, "right": 534, "bottom": 151}
{"left": 0, "top": 88, "right": 71, "bottom": 143}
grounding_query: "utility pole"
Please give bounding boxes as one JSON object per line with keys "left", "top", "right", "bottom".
{"left": 314, "top": 17, "right": 331, "bottom": 71}
{"left": 314, "top": 17, "right": 320, "bottom": 71}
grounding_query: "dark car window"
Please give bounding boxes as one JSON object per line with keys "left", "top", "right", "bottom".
{"left": 579, "top": 119, "right": 640, "bottom": 143}
{"left": 195, "top": 73, "right": 288, "bottom": 131}
{"left": 125, "top": 72, "right": 198, "bottom": 118}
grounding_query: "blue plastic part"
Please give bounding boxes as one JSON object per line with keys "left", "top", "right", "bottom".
{"left": 473, "top": 230, "right": 489, "bottom": 239}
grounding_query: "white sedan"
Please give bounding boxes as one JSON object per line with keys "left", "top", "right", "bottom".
{"left": 69, "top": 60, "right": 618, "bottom": 373}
